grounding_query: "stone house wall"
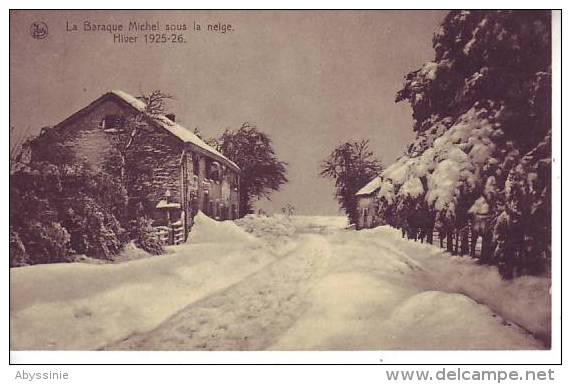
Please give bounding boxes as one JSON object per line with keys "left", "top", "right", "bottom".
{"left": 46, "top": 97, "right": 183, "bottom": 223}
{"left": 32, "top": 93, "right": 241, "bottom": 241}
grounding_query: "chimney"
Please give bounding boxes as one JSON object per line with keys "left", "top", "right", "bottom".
{"left": 165, "top": 113, "right": 176, "bottom": 122}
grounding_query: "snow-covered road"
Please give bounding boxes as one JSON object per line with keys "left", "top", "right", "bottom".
{"left": 105, "top": 234, "right": 334, "bottom": 350}
{"left": 10, "top": 214, "right": 550, "bottom": 351}
{"left": 105, "top": 216, "right": 548, "bottom": 351}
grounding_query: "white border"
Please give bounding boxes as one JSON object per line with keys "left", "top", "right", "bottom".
{"left": 4, "top": 4, "right": 564, "bottom": 368}
{"left": 7, "top": 350, "right": 563, "bottom": 365}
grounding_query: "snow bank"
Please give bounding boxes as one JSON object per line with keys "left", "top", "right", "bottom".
{"left": 235, "top": 214, "right": 296, "bottom": 240}
{"left": 368, "top": 226, "right": 551, "bottom": 344}
{"left": 10, "top": 215, "right": 273, "bottom": 350}
{"left": 190, "top": 211, "right": 260, "bottom": 245}
{"left": 112, "top": 241, "right": 158, "bottom": 263}
{"left": 378, "top": 290, "right": 540, "bottom": 350}
{"left": 272, "top": 224, "right": 547, "bottom": 351}
{"left": 272, "top": 274, "right": 540, "bottom": 350}
{"left": 11, "top": 215, "right": 549, "bottom": 351}
{"left": 235, "top": 214, "right": 347, "bottom": 240}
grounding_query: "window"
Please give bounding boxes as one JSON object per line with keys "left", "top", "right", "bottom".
{"left": 203, "top": 158, "right": 222, "bottom": 182}
{"left": 101, "top": 114, "right": 126, "bottom": 131}
{"left": 192, "top": 155, "right": 200, "bottom": 176}
{"left": 210, "top": 161, "right": 221, "bottom": 181}
{"left": 204, "top": 159, "right": 211, "bottom": 180}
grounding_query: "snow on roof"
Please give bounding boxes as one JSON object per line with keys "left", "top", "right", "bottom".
{"left": 110, "top": 90, "right": 239, "bottom": 171}
{"left": 356, "top": 176, "right": 383, "bottom": 196}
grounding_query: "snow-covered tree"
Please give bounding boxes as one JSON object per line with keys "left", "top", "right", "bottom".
{"left": 215, "top": 122, "right": 288, "bottom": 217}
{"left": 492, "top": 131, "right": 551, "bottom": 278}
{"left": 380, "top": 10, "right": 551, "bottom": 278}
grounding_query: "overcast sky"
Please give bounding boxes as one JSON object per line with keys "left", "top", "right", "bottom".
{"left": 10, "top": 10, "right": 447, "bottom": 215}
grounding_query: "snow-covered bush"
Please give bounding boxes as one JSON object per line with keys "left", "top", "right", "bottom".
{"left": 31, "top": 221, "right": 73, "bottom": 263}
{"left": 12, "top": 221, "right": 74, "bottom": 265}
{"left": 59, "top": 194, "right": 126, "bottom": 260}
{"left": 10, "top": 229, "right": 29, "bottom": 267}
{"left": 10, "top": 158, "right": 129, "bottom": 265}
{"left": 131, "top": 216, "right": 163, "bottom": 256}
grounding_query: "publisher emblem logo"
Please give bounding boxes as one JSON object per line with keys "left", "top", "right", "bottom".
{"left": 30, "top": 21, "right": 48, "bottom": 40}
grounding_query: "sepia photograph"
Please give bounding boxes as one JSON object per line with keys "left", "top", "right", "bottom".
{"left": 8, "top": 9, "right": 560, "bottom": 364}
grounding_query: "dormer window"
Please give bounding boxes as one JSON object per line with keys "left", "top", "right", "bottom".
{"left": 101, "top": 114, "right": 126, "bottom": 133}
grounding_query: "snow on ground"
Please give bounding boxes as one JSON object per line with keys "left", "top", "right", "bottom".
{"left": 190, "top": 212, "right": 261, "bottom": 245}
{"left": 289, "top": 215, "right": 349, "bottom": 234}
{"left": 105, "top": 234, "right": 334, "bottom": 351}
{"left": 236, "top": 214, "right": 296, "bottom": 241}
{"left": 271, "top": 226, "right": 549, "bottom": 350}
{"left": 110, "top": 216, "right": 546, "bottom": 351}
{"left": 11, "top": 215, "right": 549, "bottom": 351}
{"left": 368, "top": 227, "right": 551, "bottom": 343}
{"left": 10, "top": 214, "right": 273, "bottom": 350}
{"left": 111, "top": 241, "right": 165, "bottom": 263}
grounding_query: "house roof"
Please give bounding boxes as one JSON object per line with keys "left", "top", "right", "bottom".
{"left": 355, "top": 176, "right": 383, "bottom": 196}
{"left": 55, "top": 90, "right": 239, "bottom": 172}
{"left": 110, "top": 90, "right": 239, "bottom": 171}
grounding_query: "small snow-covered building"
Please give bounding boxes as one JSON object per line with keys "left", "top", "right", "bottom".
{"left": 30, "top": 90, "right": 241, "bottom": 244}
{"left": 355, "top": 176, "right": 383, "bottom": 229}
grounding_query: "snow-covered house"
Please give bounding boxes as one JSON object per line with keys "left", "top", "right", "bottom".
{"left": 31, "top": 90, "right": 241, "bottom": 243}
{"left": 355, "top": 176, "right": 383, "bottom": 229}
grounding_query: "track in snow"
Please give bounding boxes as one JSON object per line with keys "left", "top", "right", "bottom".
{"left": 106, "top": 219, "right": 545, "bottom": 351}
